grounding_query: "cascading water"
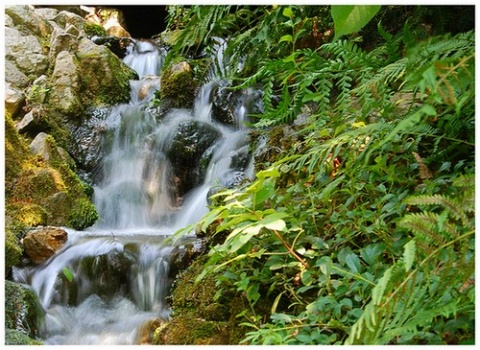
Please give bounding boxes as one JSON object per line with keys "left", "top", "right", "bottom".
{"left": 13, "top": 38, "right": 257, "bottom": 345}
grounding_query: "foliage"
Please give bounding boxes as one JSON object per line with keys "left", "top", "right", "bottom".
{"left": 171, "top": 4, "right": 474, "bottom": 345}
{"left": 68, "top": 197, "right": 99, "bottom": 230}
{"left": 331, "top": 5, "right": 381, "bottom": 40}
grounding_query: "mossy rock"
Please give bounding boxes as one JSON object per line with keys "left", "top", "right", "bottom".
{"left": 156, "top": 255, "right": 249, "bottom": 344}
{"left": 5, "top": 227, "right": 23, "bottom": 275}
{"left": 153, "top": 311, "right": 230, "bottom": 345}
{"left": 5, "top": 280, "right": 44, "bottom": 340}
{"left": 68, "top": 197, "right": 99, "bottom": 230}
{"left": 5, "top": 329, "right": 43, "bottom": 345}
{"left": 160, "top": 61, "right": 196, "bottom": 109}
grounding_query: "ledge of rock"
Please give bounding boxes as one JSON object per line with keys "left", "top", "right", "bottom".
{"left": 23, "top": 226, "right": 68, "bottom": 264}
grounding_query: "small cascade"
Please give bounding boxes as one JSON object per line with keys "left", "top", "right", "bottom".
{"left": 15, "top": 35, "right": 259, "bottom": 345}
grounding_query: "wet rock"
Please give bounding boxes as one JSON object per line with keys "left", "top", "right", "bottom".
{"left": 23, "top": 226, "right": 68, "bottom": 264}
{"left": 5, "top": 280, "right": 44, "bottom": 341}
{"left": 212, "top": 81, "right": 263, "bottom": 127}
{"left": 166, "top": 120, "right": 221, "bottom": 195}
{"left": 67, "top": 108, "right": 108, "bottom": 178}
{"left": 5, "top": 329, "right": 43, "bottom": 345}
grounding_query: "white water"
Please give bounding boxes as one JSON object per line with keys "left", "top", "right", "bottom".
{"left": 13, "top": 39, "right": 256, "bottom": 345}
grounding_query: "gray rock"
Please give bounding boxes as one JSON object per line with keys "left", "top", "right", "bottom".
{"left": 34, "top": 7, "right": 59, "bottom": 21}
{"left": 52, "top": 10, "right": 86, "bottom": 35}
{"left": 5, "top": 5, "right": 52, "bottom": 36}
{"left": 5, "top": 27, "right": 48, "bottom": 78}
{"left": 5, "top": 60, "right": 29, "bottom": 89}
{"left": 5, "top": 83, "right": 25, "bottom": 118}
{"left": 48, "top": 27, "right": 79, "bottom": 62}
{"left": 48, "top": 51, "right": 82, "bottom": 115}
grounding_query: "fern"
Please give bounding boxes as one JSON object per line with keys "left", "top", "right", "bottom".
{"left": 346, "top": 174, "right": 474, "bottom": 345}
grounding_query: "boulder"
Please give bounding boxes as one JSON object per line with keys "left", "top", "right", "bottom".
{"left": 5, "top": 27, "right": 48, "bottom": 78}
{"left": 23, "top": 226, "right": 68, "bottom": 264}
{"left": 5, "top": 280, "right": 44, "bottom": 340}
{"left": 34, "top": 7, "right": 59, "bottom": 21}
{"left": 52, "top": 10, "right": 86, "bottom": 35}
{"left": 76, "top": 37, "right": 137, "bottom": 107}
{"left": 29, "top": 132, "right": 63, "bottom": 162}
{"left": 5, "top": 59, "right": 30, "bottom": 89}
{"left": 5, "top": 83, "right": 25, "bottom": 118}
{"left": 166, "top": 119, "right": 221, "bottom": 195}
{"left": 48, "top": 27, "right": 79, "bottom": 62}
{"left": 48, "top": 51, "right": 82, "bottom": 115}
{"left": 5, "top": 5, "right": 52, "bottom": 36}
{"left": 160, "top": 61, "right": 196, "bottom": 109}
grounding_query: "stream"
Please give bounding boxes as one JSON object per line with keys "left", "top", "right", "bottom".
{"left": 13, "top": 38, "right": 256, "bottom": 345}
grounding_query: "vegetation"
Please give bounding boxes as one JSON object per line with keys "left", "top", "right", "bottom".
{"left": 168, "top": 5, "right": 475, "bottom": 345}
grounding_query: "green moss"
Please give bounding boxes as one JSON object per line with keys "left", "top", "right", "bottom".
{"left": 160, "top": 61, "right": 196, "bottom": 109}
{"left": 84, "top": 22, "right": 107, "bottom": 37}
{"left": 5, "top": 329, "right": 43, "bottom": 345}
{"left": 153, "top": 311, "right": 230, "bottom": 345}
{"left": 154, "top": 255, "right": 248, "bottom": 344}
{"left": 68, "top": 197, "right": 99, "bottom": 230}
{"left": 5, "top": 280, "right": 44, "bottom": 339}
{"left": 5, "top": 228, "right": 23, "bottom": 274}
{"left": 6, "top": 203, "right": 49, "bottom": 227}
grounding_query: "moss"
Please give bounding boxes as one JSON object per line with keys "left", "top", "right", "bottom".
{"left": 68, "top": 197, "right": 99, "bottom": 230}
{"left": 77, "top": 47, "right": 137, "bottom": 107}
{"left": 154, "top": 255, "right": 248, "bottom": 344}
{"left": 5, "top": 329, "right": 43, "bottom": 345}
{"left": 5, "top": 228, "right": 23, "bottom": 275}
{"left": 153, "top": 312, "right": 230, "bottom": 345}
{"left": 84, "top": 22, "right": 107, "bottom": 37}
{"left": 160, "top": 61, "right": 196, "bottom": 109}
{"left": 5, "top": 280, "right": 44, "bottom": 339}
{"left": 6, "top": 203, "right": 49, "bottom": 227}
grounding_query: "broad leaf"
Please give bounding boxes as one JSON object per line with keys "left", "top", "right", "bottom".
{"left": 331, "top": 5, "right": 381, "bottom": 40}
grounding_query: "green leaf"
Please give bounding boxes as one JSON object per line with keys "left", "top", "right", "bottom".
{"left": 282, "top": 7, "right": 294, "bottom": 19}
{"left": 62, "top": 266, "right": 74, "bottom": 282}
{"left": 345, "top": 253, "right": 362, "bottom": 273}
{"left": 403, "top": 239, "right": 416, "bottom": 272}
{"left": 279, "top": 34, "right": 293, "bottom": 43}
{"left": 331, "top": 5, "right": 381, "bottom": 40}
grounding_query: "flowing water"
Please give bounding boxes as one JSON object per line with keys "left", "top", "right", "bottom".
{"left": 13, "top": 39, "right": 256, "bottom": 345}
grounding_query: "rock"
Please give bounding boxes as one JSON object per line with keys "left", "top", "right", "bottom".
{"left": 5, "top": 27, "right": 48, "bottom": 78}
{"left": 48, "top": 51, "right": 82, "bottom": 115}
{"left": 5, "top": 227, "right": 23, "bottom": 276}
{"left": 5, "top": 83, "right": 25, "bottom": 118}
{"left": 34, "top": 7, "right": 59, "bottom": 21}
{"left": 166, "top": 119, "right": 221, "bottom": 195}
{"left": 160, "top": 61, "right": 196, "bottom": 109}
{"left": 5, "top": 5, "right": 52, "bottom": 37}
{"left": 23, "top": 226, "right": 68, "bottom": 264}
{"left": 5, "top": 59, "right": 29, "bottom": 89}
{"left": 76, "top": 37, "right": 137, "bottom": 107}
{"left": 29, "top": 132, "right": 63, "bottom": 162}
{"left": 5, "top": 280, "right": 44, "bottom": 340}
{"left": 48, "top": 27, "right": 79, "bottom": 62}
{"left": 52, "top": 10, "right": 86, "bottom": 34}
{"left": 5, "top": 329, "right": 43, "bottom": 345}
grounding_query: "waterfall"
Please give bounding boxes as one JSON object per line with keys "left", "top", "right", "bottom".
{"left": 13, "top": 38, "right": 257, "bottom": 345}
